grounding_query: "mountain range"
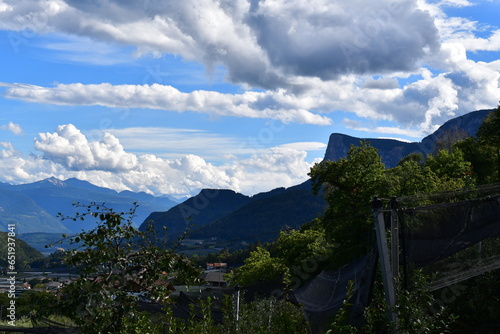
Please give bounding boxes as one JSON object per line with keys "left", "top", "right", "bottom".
{"left": 0, "top": 177, "right": 177, "bottom": 234}
{"left": 187, "top": 180, "right": 325, "bottom": 246}
{"left": 140, "top": 180, "right": 326, "bottom": 248}
{"left": 138, "top": 109, "right": 492, "bottom": 249}
{"left": 324, "top": 109, "right": 491, "bottom": 167}
{"left": 0, "top": 109, "right": 492, "bottom": 253}
{"left": 0, "top": 188, "right": 67, "bottom": 233}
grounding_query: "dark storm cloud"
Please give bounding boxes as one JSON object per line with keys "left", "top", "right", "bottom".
{"left": 246, "top": 0, "right": 440, "bottom": 80}
{"left": 53, "top": 0, "right": 440, "bottom": 88}
{"left": 0, "top": 0, "right": 441, "bottom": 89}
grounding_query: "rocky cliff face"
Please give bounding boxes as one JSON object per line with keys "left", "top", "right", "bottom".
{"left": 323, "top": 109, "right": 492, "bottom": 167}
{"left": 323, "top": 134, "right": 420, "bottom": 168}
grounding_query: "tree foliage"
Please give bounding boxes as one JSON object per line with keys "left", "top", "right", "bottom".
{"left": 276, "top": 224, "right": 335, "bottom": 270}
{"left": 227, "top": 246, "right": 290, "bottom": 287}
{"left": 35, "top": 202, "right": 202, "bottom": 333}
{"left": 306, "top": 137, "right": 477, "bottom": 268}
{"left": 387, "top": 153, "right": 437, "bottom": 196}
{"left": 310, "top": 140, "right": 387, "bottom": 217}
{"left": 233, "top": 137, "right": 479, "bottom": 287}
{"left": 457, "top": 105, "right": 500, "bottom": 184}
{"left": 423, "top": 149, "right": 474, "bottom": 190}
{"left": 0, "top": 231, "right": 44, "bottom": 269}
{"left": 162, "top": 295, "right": 308, "bottom": 334}
{"left": 308, "top": 141, "right": 387, "bottom": 267}
{"left": 387, "top": 148, "right": 474, "bottom": 198}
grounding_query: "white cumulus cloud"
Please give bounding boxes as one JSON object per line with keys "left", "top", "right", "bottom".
{"left": 0, "top": 124, "right": 318, "bottom": 197}
{"left": 34, "top": 124, "right": 138, "bottom": 170}
{"left": 1, "top": 121, "right": 23, "bottom": 135}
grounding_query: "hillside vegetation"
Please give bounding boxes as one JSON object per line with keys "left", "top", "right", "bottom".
{"left": 0, "top": 231, "right": 44, "bottom": 269}
{"left": 228, "top": 105, "right": 500, "bottom": 333}
{"left": 140, "top": 183, "right": 326, "bottom": 248}
{"left": 188, "top": 181, "right": 325, "bottom": 246}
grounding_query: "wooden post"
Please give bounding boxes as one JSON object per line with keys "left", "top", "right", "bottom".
{"left": 372, "top": 196, "right": 398, "bottom": 331}
{"left": 390, "top": 196, "right": 399, "bottom": 278}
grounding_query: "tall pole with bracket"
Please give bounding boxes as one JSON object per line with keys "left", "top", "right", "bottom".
{"left": 372, "top": 196, "right": 398, "bottom": 332}
{"left": 390, "top": 196, "right": 400, "bottom": 278}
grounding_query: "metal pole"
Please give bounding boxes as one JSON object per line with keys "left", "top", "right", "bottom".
{"left": 234, "top": 285, "right": 240, "bottom": 329}
{"left": 372, "top": 196, "right": 398, "bottom": 332}
{"left": 390, "top": 196, "right": 399, "bottom": 278}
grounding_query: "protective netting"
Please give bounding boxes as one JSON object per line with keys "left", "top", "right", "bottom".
{"left": 293, "top": 250, "right": 378, "bottom": 334}
{"left": 399, "top": 193, "right": 500, "bottom": 267}
{"left": 293, "top": 185, "right": 500, "bottom": 333}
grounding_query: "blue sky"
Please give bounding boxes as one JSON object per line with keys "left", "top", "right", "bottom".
{"left": 0, "top": 0, "right": 499, "bottom": 198}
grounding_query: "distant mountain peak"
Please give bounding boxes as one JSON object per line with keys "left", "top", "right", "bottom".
{"left": 47, "top": 177, "right": 67, "bottom": 187}
{"left": 2, "top": 177, "right": 178, "bottom": 234}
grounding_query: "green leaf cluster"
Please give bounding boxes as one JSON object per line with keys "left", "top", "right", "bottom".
{"left": 308, "top": 136, "right": 476, "bottom": 267}
{"left": 31, "top": 202, "right": 202, "bottom": 333}
{"left": 226, "top": 246, "right": 290, "bottom": 287}
{"left": 456, "top": 104, "right": 500, "bottom": 184}
{"left": 228, "top": 223, "right": 336, "bottom": 289}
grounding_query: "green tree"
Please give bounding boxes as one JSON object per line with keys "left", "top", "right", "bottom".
{"left": 162, "top": 294, "right": 309, "bottom": 334}
{"left": 276, "top": 224, "right": 336, "bottom": 287}
{"left": 227, "top": 297, "right": 309, "bottom": 334}
{"left": 423, "top": 149, "right": 475, "bottom": 191}
{"left": 387, "top": 153, "right": 438, "bottom": 197}
{"left": 227, "top": 223, "right": 336, "bottom": 289}
{"left": 456, "top": 137, "right": 497, "bottom": 184}
{"left": 475, "top": 104, "right": 500, "bottom": 181}
{"left": 227, "top": 247, "right": 290, "bottom": 287}
{"left": 36, "top": 202, "right": 202, "bottom": 333}
{"left": 309, "top": 141, "right": 387, "bottom": 267}
{"left": 310, "top": 140, "right": 387, "bottom": 218}
{"left": 457, "top": 105, "right": 500, "bottom": 184}
{"left": 388, "top": 148, "right": 475, "bottom": 198}
{"left": 277, "top": 225, "right": 334, "bottom": 270}
{"left": 308, "top": 140, "right": 477, "bottom": 268}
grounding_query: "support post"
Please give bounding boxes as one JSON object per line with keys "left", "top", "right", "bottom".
{"left": 390, "top": 196, "right": 399, "bottom": 278}
{"left": 372, "top": 196, "right": 398, "bottom": 332}
{"left": 234, "top": 285, "right": 240, "bottom": 329}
